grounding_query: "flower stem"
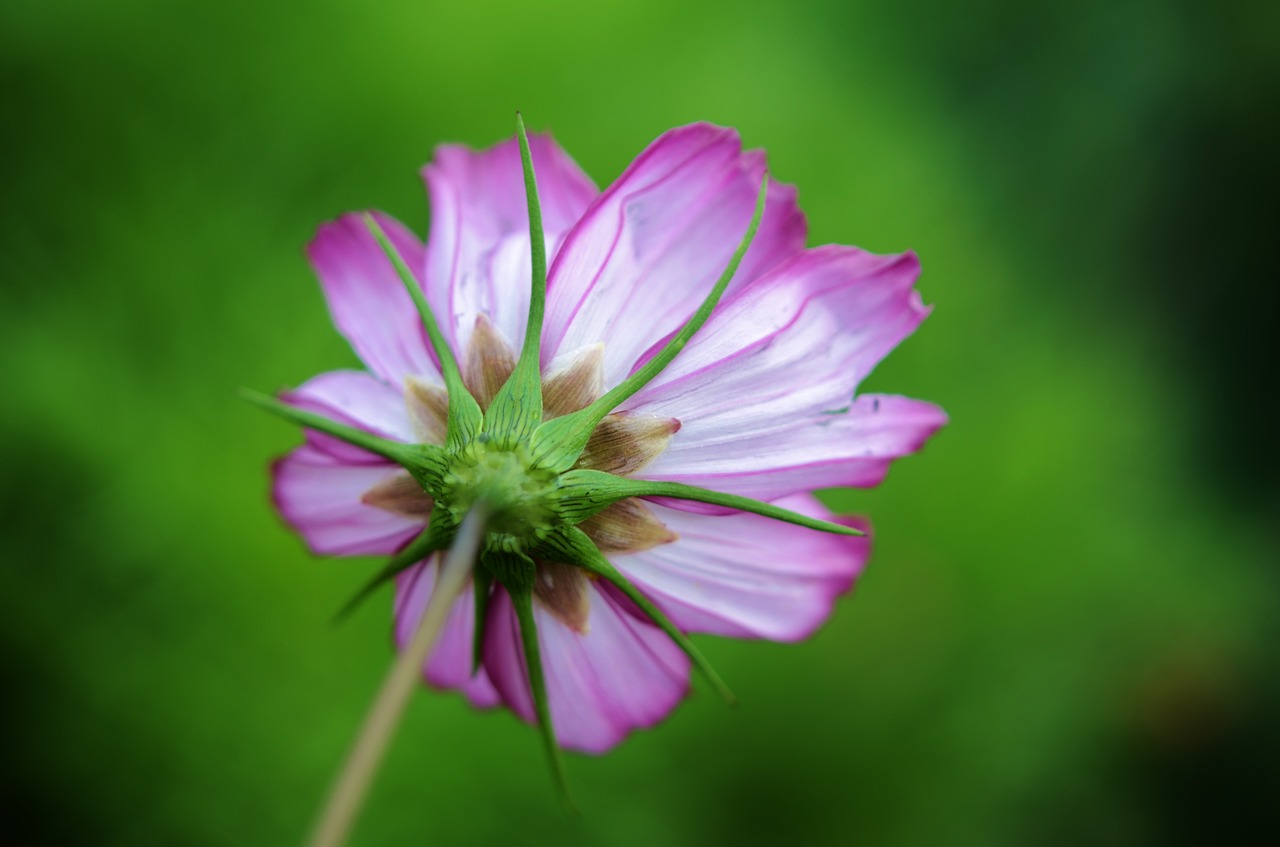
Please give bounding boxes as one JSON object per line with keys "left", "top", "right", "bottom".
{"left": 306, "top": 504, "right": 490, "bottom": 847}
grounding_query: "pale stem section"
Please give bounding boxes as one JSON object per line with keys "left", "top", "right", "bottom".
{"left": 306, "top": 504, "right": 490, "bottom": 847}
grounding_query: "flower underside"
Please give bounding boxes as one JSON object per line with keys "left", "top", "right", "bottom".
{"left": 244, "top": 116, "right": 865, "bottom": 802}
{"left": 361, "top": 329, "right": 681, "bottom": 634}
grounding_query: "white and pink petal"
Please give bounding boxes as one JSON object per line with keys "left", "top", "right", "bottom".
{"left": 637, "top": 393, "right": 947, "bottom": 501}
{"left": 307, "top": 212, "right": 439, "bottom": 387}
{"left": 625, "top": 246, "right": 945, "bottom": 500}
{"left": 615, "top": 495, "right": 867, "bottom": 642}
{"left": 543, "top": 123, "right": 807, "bottom": 386}
{"left": 271, "top": 445, "right": 421, "bottom": 557}
{"left": 482, "top": 583, "right": 690, "bottom": 753}
{"left": 422, "top": 134, "right": 598, "bottom": 358}
{"left": 394, "top": 561, "right": 502, "bottom": 708}
{"left": 279, "top": 369, "right": 416, "bottom": 464}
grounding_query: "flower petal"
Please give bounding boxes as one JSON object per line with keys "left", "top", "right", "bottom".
{"left": 579, "top": 499, "right": 678, "bottom": 554}
{"left": 646, "top": 394, "right": 946, "bottom": 501}
{"left": 403, "top": 376, "right": 449, "bottom": 445}
{"left": 543, "top": 123, "right": 807, "bottom": 386}
{"left": 307, "top": 212, "right": 439, "bottom": 386}
{"left": 541, "top": 343, "right": 604, "bottom": 419}
{"left": 272, "top": 444, "right": 421, "bottom": 556}
{"left": 532, "top": 560, "right": 591, "bottom": 634}
{"left": 462, "top": 313, "right": 517, "bottom": 412}
{"left": 626, "top": 246, "right": 946, "bottom": 500}
{"left": 394, "top": 560, "right": 501, "bottom": 708}
{"left": 575, "top": 413, "right": 680, "bottom": 476}
{"left": 359, "top": 471, "right": 433, "bottom": 518}
{"left": 616, "top": 495, "right": 866, "bottom": 641}
{"left": 280, "top": 370, "right": 413, "bottom": 464}
{"left": 483, "top": 582, "right": 690, "bottom": 753}
{"left": 422, "top": 134, "right": 598, "bottom": 358}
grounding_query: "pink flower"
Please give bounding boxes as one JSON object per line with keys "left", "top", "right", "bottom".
{"left": 267, "top": 124, "right": 945, "bottom": 754}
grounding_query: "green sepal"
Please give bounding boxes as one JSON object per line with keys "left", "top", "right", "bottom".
{"left": 484, "top": 113, "right": 547, "bottom": 446}
{"left": 482, "top": 546, "right": 536, "bottom": 592}
{"left": 331, "top": 504, "right": 458, "bottom": 624}
{"left": 535, "top": 527, "right": 736, "bottom": 706}
{"left": 486, "top": 549, "right": 576, "bottom": 811}
{"left": 528, "top": 174, "right": 769, "bottom": 473}
{"left": 241, "top": 388, "right": 428, "bottom": 466}
{"left": 364, "top": 214, "right": 483, "bottom": 450}
{"left": 240, "top": 388, "right": 450, "bottom": 496}
{"left": 552, "top": 469, "right": 865, "bottom": 537}
{"left": 400, "top": 445, "right": 450, "bottom": 498}
{"left": 471, "top": 563, "right": 494, "bottom": 676}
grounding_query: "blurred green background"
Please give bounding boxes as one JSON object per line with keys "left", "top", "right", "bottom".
{"left": 3, "top": 0, "right": 1277, "bottom": 844}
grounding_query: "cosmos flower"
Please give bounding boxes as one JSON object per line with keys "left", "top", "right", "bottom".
{"left": 257, "top": 122, "right": 945, "bottom": 764}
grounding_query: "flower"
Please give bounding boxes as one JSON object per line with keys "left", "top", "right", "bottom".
{"left": 264, "top": 123, "right": 945, "bottom": 757}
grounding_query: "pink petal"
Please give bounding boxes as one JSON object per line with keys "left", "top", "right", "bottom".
{"left": 483, "top": 583, "right": 690, "bottom": 753}
{"left": 271, "top": 444, "right": 420, "bottom": 556}
{"left": 394, "top": 560, "right": 501, "bottom": 708}
{"left": 280, "top": 370, "right": 414, "bottom": 464}
{"left": 616, "top": 495, "right": 867, "bottom": 641}
{"left": 307, "top": 212, "right": 439, "bottom": 387}
{"left": 543, "top": 123, "right": 807, "bottom": 386}
{"left": 645, "top": 394, "right": 946, "bottom": 501}
{"left": 422, "top": 134, "right": 598, "bottom": 358}
{"left": 626, "top": 246, "right": 946, "bottom": 500}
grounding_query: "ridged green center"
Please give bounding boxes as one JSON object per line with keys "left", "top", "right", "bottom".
{"left": 440, "top": 438, "right": 558, "bottom": 546}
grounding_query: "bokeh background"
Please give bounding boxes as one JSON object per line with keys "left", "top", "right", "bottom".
{"left": 3, "top": 1, "right": 1277, "bottom": 844}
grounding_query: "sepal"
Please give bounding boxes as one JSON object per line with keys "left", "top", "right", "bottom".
{"left": 484, "top": 114, "right": 549, "bottom": 445}
{"left": 240, "top": 388, "right": 425, "bottom": 467}
{"left": 552, "top": 468, "right": 865, "bottom": 537}
{"left": 471, "top": 563, "right": 494, "bottom": 675}
{"left": 487, "top": 547, "right": 575, "bottom": 811}
{"left": 332, "top": 504, "right": 459, "bottom": 623}
{"left": 401, "top": 444, "right": 451, "bottom": 497}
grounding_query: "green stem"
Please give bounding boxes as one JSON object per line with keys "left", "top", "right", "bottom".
{"left": 305, "top": 504, "right": 489, "bottom": 847}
